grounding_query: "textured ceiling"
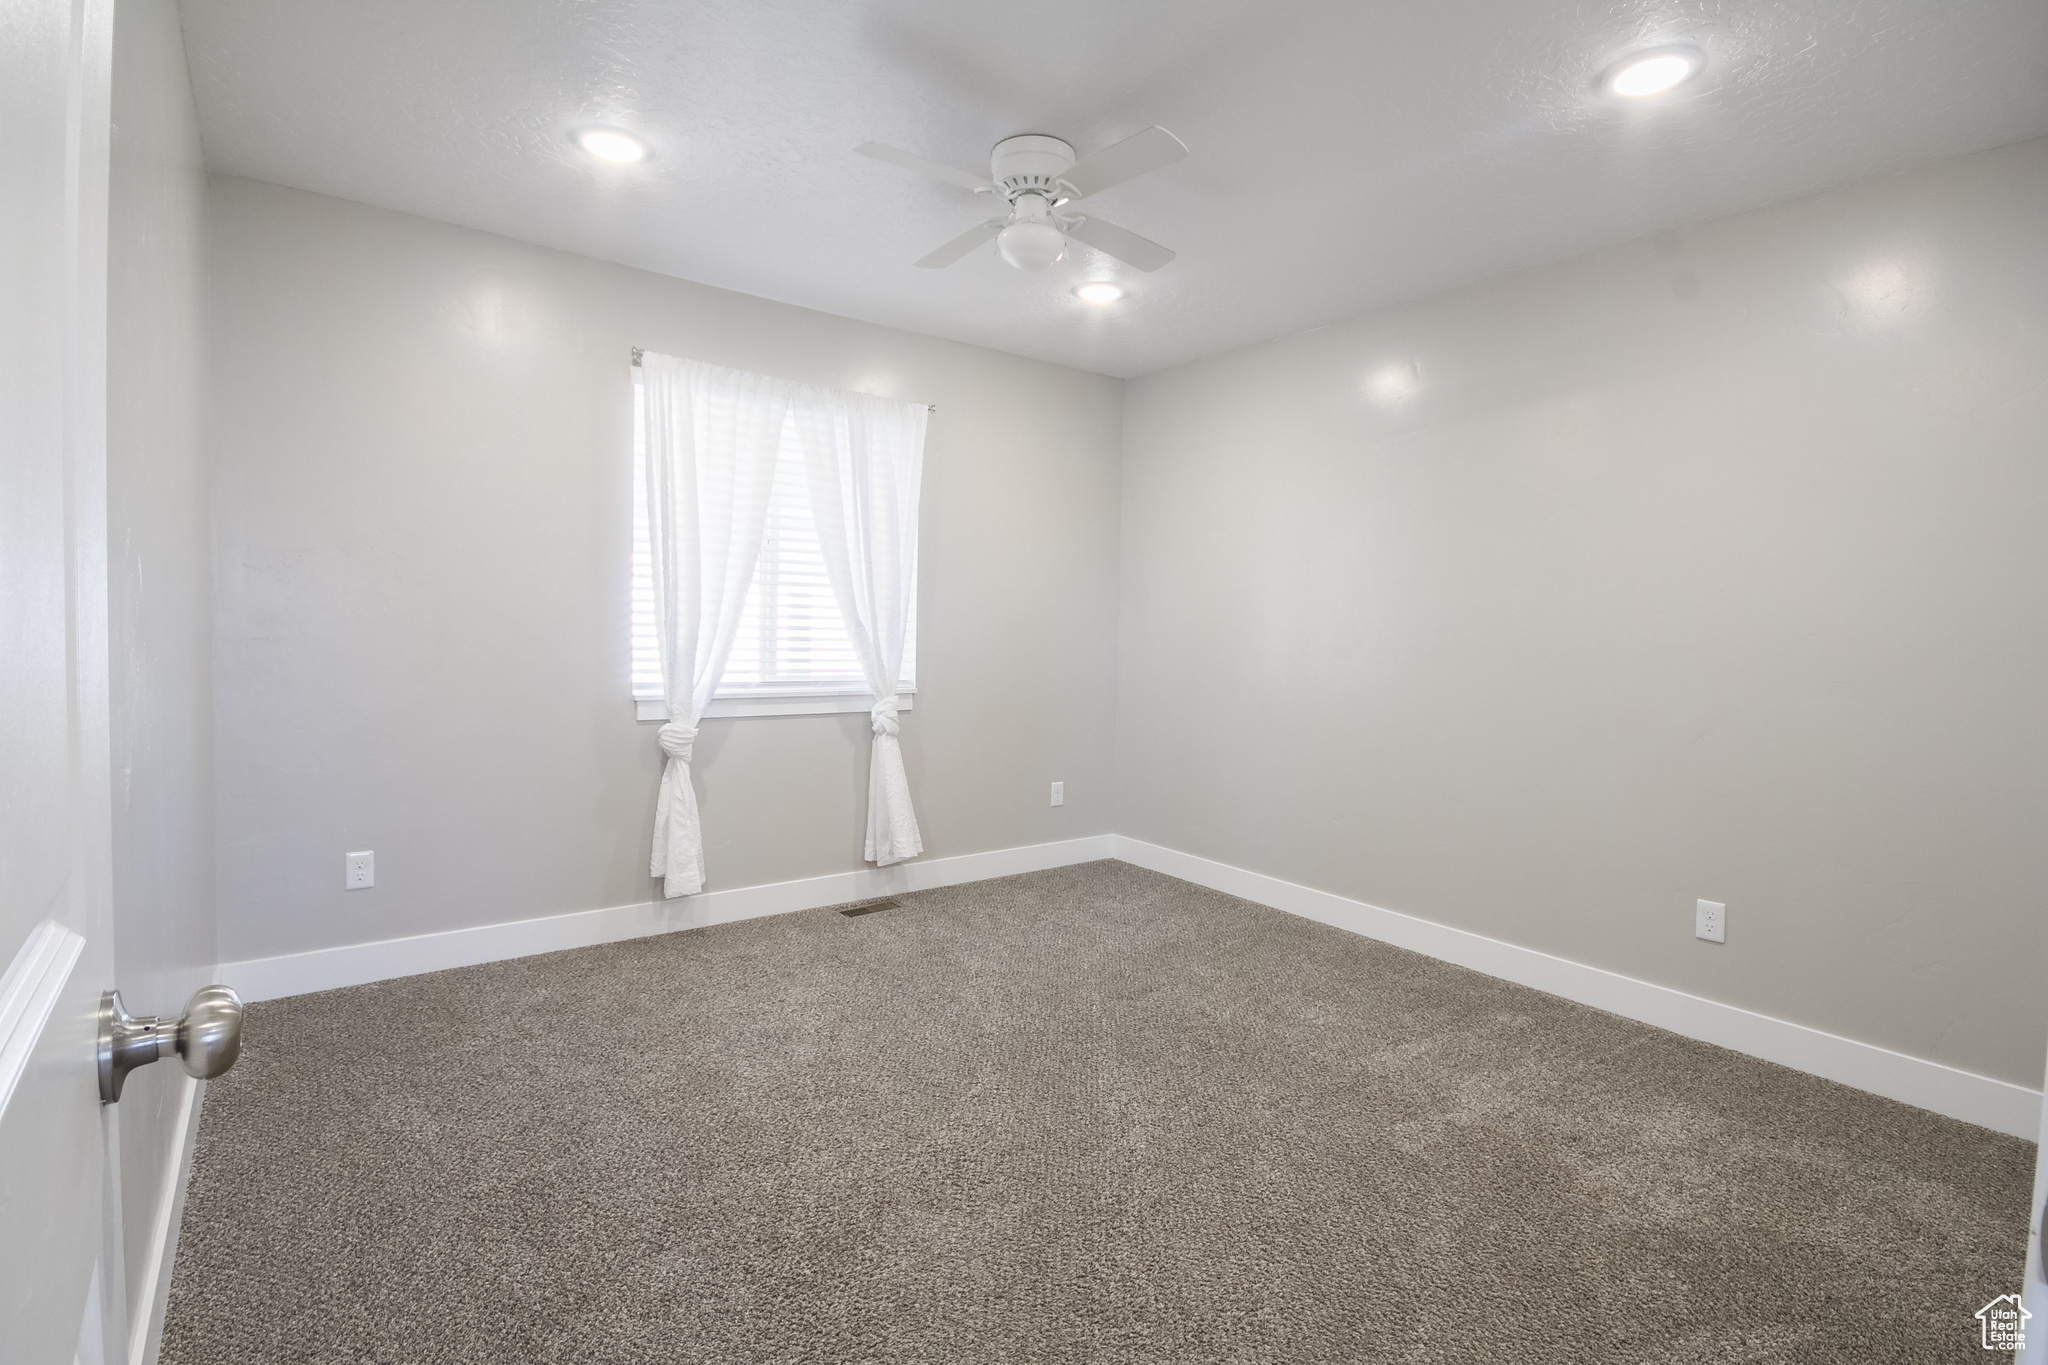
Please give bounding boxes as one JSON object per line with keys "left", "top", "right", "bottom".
{"left": 178, "top": 0, "right": 2048, "bottom": 377}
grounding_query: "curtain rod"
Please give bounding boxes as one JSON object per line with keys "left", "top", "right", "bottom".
{"left": 631, "top": 349, "right": 935, "bottom": 412}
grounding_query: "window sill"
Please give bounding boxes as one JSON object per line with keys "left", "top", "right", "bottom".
{"left": 635, "top": 691, "right": 915, "bottom": 721}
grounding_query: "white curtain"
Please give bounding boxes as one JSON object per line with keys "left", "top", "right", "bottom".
{"left": 641, "top": 354, "right": 785, "bottom": 897}
{"left": 789, "top": 391, "right": 927, "bottom": 865}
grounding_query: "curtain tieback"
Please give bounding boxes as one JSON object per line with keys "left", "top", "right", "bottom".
{"left": 870, "top": 698, "right": 899, "bottom": 738}
{"left": 657, "top": 721, "right": 697, "bottom": 764}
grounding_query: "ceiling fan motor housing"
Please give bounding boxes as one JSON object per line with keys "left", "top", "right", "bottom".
{"left": 990, "top": 134, "right": 1076, "bottom": 202}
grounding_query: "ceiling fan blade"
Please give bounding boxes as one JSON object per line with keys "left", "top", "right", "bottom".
{"left": 855, "top": 142, "right": 996, "bottom": 194}
{"left": 914, "top": 219, "right": 1006, "bottom": 269}
{"left": 1063, "top": 216, "right": 1176, "bottom": 272}
{"left": 1060, "top": 126, "right": 1188, "bottom": 200}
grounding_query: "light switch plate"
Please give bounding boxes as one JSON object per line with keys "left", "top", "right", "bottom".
{"left": 1050, "top": 781, "right": 1064, "bottom": 807}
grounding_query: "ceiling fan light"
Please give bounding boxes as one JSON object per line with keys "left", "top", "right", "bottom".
{"left": 1601, "top": 46, "right": 1704, "bottom": 98}
{"left": 1074, "top": 282, "right": 1123, "bottom": 304}
{"left": 573, "top": 128, "right": 649, "bottom": 164}
{"left": 997, "top": 221, "right": 1066, "bottom": 272}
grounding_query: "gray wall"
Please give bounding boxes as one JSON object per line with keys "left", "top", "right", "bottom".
{"left": 207, "top": 177, "right": 1122, "bottom": 964}
{"left": 1117, "top": 138, "right": 2048, "bottom": 1088}
{"left": 208, "top": 138, "right": 2048, "bottom": 1090}
{"left": 108, "top": 0, "right": 215, "bottom": 1324}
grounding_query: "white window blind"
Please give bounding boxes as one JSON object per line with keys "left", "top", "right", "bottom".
{"left": 631, "top": 373, "right": 915, "bottom": 701}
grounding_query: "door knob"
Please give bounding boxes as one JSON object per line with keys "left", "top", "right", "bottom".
{"left": 98, "top": 984, "right": 244, "bottom": 1103}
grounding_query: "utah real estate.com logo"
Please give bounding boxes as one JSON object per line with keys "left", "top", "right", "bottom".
{"left": 1978, "top": 1294, "right": 2029, "bottom": 1351}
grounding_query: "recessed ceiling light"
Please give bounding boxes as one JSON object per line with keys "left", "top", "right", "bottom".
{"left": 574, "top": 128, "right": 649, "bottom": 164}
{"left": 1601, "top": 46, "right": 1705, "bottom": 98}
{"left": 1074, "top": 282, "right": 1123, "bottom": 305}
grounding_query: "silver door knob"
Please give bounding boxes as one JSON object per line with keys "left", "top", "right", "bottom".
{"left": 98, "top": 984, "right": 244, "bottom": 1103}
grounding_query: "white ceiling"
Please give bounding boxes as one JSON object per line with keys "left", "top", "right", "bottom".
{"left": 178, "top": 0, "right": 2048, "bottom": 378}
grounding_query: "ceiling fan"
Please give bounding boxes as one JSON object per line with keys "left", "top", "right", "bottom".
{"left": 854, "top": 127, "right": 1188, "bottom": 274}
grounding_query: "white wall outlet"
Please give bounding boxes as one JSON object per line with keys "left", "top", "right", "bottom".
{"left": 1050, "top": 781, "right": 1064, "bottom": 807}
{"left": 1696, "top": 898, "right": 1725, "bottom": 943}
{"left": 345, "top": 850, "right": 375, "bottom": 890}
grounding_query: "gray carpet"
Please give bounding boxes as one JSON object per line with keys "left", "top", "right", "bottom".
{"left": 160, "top": 861, "right": 2032, "bottom": 1363}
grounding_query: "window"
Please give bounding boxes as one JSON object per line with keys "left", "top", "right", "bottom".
{"left": 631, "top": 371, "right": 916, "bottom": 719}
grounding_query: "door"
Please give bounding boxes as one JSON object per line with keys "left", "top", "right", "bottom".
{"left": 0, "top": 0, "right": 122, "bottom": 1362}
{"left": 2019, "top": 1066, "right": 2048, "bottom": 1364}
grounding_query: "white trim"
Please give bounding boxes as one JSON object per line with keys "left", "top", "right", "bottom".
{"left": 220, "top": 835, "right": 1117, "bottom": 1003}
{"left": 77, "top": 1262, "right": 107, "bottom": 1365}
{"left": 0, "top": 919, "right": 87, "bottom": 1116}
{"left": 211, "top": 832, "right": 2040, "bottom": 1138}
{"left": 128, "top": 1073, "right": 202, "bottom": 1365}
{"left": 1109, "top": 835, "right": 2042, "bottom": 1138}
{"left": 636, "top": 691, "right": 915, "bottom": 722}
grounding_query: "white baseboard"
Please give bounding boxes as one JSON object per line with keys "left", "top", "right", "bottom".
{"left": 1110, "top": 835, "right": 2042, "bottom": 1139}
{"left": 212, "top": 828, "right": 2038, "bottom": 1138}
{"left": 220, "top": 835, "right": 1119, "bottom": 1003}
{"left": 129, "top": 1070, "right": 203, "bottom": 1365}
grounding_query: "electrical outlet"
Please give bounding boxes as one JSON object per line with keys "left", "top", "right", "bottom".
{"left": 346, "top": 850, "right": 375, "bottom": 891}
{"left": 1050, "top": 781, "right": 1064, "bottom": 807}
{"left": 1696, "top": 899, "right": 1725, "bottom": 943}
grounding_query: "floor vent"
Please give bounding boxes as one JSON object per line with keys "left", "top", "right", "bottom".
{"left": 840, "top": 899, "right": 900, "bottom": 917}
